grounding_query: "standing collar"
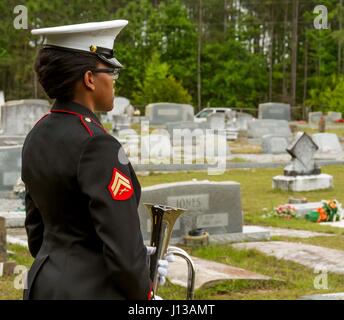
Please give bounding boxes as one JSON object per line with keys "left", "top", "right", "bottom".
{"left": 51, "top": 100, "right": 102, "bottom": 125}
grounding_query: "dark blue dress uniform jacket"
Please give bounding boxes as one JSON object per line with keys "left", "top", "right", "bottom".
{"left": 22, "top": 100, "right": 151, "bottom": 300}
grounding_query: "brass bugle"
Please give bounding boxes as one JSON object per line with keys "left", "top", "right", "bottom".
{"left": 167, "top": 245, "right": 195, "bottom": 300}
{"left": 144, "top": 203, "right": 196, "bottom": 300}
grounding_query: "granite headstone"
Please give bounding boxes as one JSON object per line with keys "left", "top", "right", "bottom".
{"left": 0, "top": 91, "right": 4, "bottom": 106}
{"left": 145, "top": 103, "right": 194, "bottom": 125}
{"left": 308, "top": 112, "right": 323, "bottom": 125}
{"left": 258, "top": 102, "right": 291, "bottom": 121}
{"left": 262, "top": 135, "right": 289, "bottom": 154}
{"left": 247, "top": 120, "right": 292, "bottom": 139}
{"left": 102, "top": 97, "right": 134, "bottom": 131}
{"left": 1, "top": 99, "right": 50, "bottom": 135}
{"left": 284, "top": 132, "right": 320, "bottom": 176}
{"left": 166, "top": 121, "right": 208, "bottom": 138}
{"left": 138, "top": 180, "right": 243, "bottom": 243}
{"left": 233, "top": 112, "right": 254, "bottom": 131}
{"left": 0, "top": 145, "right": 22, "bottom": 190}
{"left": 326, "top": 112, "right": 342, "bottom": 123}
{"left": 273, "top": 133, "right": 333, "bottom": 191}
{"left": 312, "top": 133, "right": 343, "bottom": 154}
{"left": 0, "top": 91, "right": 4, "bottom": 129}
{"left": 141, "top": 132, "right": 172, "bottom": 163}
{"left": 207, "top": 113, "right": 226, "bottom": 130}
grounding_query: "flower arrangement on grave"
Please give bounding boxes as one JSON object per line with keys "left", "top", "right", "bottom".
{"left": 264, "top": 204, "right": 297, "bottom": 219}
{"left": 305, "top": 200, "right": 343, "bottom": 223}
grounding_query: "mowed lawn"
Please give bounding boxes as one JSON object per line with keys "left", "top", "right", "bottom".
{"left": 138, "top": 165, "right": 344, "bottom": 235}
{"left": 1, "top": 165, "right": 344, "bottom": 300}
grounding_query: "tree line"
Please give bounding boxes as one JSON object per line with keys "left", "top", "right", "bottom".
{"left": 1, "top": 0, "right": 343, "bottom": 117}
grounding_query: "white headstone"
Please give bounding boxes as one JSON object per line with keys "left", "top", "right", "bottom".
{"left": 101, "top": 97, "right": 134, "bottom": 132}
{"left": 1, "top": 99, "right": 50, "bottom": 135}
{"left": 141, "top": 133, "right": 172, "bottom": 163}
{"left": 234, "top": 112, "right": 254, "bottom": 131}
{"left": 262, "top": 135, "right": 289, "bottom": 154}
{"left": 312, "top": 133, "right": 343, "bottom": 154}
{"left": 273, "top": 174, "right": 333, "bottom": 192}
{"left": 0, "top": 145, "right": 22, "bottom": 190}
{"left": 0, "top": 91, "right": 4, "bottom": 130}
{"left": 258, "top": 102, "right": 291, "bottom": 121}
{"left": 248, "top": 120, "right": 292, "bottom": 139}
{"left": 308, "top": 112, "right": 323, "bottom": 125}
{"left": 166, "top": 121, "right": 208, "bottom": 138}
{"left": 327, "top": 112, "right": 342, "bottom": 123}
{"left": 207, "top": 113, "right": 226, "bottom": 130}
{"left": 145, "top": 103, "right": 194, "bottom": 125}
{"left": 0, "top": 92, "right": 4, "bottom": 106}
{"left": 284, "top": 132, "right": 320, "bottom": 176}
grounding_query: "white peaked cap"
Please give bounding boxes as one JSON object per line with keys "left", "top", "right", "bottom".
{"left": 31, "top": 20, "right": 128, "bottom": 69}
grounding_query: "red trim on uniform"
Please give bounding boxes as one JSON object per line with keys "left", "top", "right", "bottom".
{"left": 51, "top": 109, "right": 93, "bottom": 137}
{"left": 79, "top": 116, "right": 93, "bottom": 137}
{"left": 51, "top": 109, "right": 81, "bottom": 117}
{"left": 34, "top": 113, "right": 51, "bottom": 126}
{"left": 148, "top": 284, "right": 153, "bottom": 300}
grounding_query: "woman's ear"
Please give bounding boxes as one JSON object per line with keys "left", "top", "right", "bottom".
{"left": 83, "top": 70, "right": 96, "bottom": 91}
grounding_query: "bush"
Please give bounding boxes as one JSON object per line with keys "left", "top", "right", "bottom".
{"left": 307, "top": 76, "right": 344, "bottom": 113}
{"left": 132, "top": 52, "right": 192, "bottom": 106}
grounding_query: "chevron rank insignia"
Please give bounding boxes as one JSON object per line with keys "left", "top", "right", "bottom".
{"left": 108, "top": 168, "right": 133, "bottom": 201}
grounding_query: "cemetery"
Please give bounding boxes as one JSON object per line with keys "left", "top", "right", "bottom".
{"left": 1, "top": 95, "right": 344, "bottom": 300}
{"left": 1, "top": 0, "right": 344, "bottom": 303}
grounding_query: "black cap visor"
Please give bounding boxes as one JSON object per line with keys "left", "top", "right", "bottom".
{"left": 96, "top": 54, "right": 123, "bottom": 69}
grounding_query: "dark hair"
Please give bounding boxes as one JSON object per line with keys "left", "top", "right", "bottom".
{"left": 34, "top": 48, "right": 99, "bottom": 101}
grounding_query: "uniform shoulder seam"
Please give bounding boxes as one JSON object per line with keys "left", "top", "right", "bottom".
{"left": 51, "top": 109, "right": 98, "bottom": 137}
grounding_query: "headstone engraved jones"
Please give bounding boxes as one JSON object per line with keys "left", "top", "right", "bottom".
{"left": 138, "top": 181, "right": 243, "bottom": 242}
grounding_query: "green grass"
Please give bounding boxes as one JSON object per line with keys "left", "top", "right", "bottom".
{"left": 2, "top": 165, "right": 344, "bottom": 300}
{"left": 228, "top": 141, "right": 262, "bottom": 154}
{"left": 0, "top": 275, "right": 23, "bottom": 300}
{"left": 138, "top": 165, "right": 344, "bottom": 235}
{"left": 0, "top": 244, "right": 33, "bottom": 300}
{"left": 270, "top": 235, "right": 344, "bottom": 251}
{"left": 4, "top": 241, "right": 344, "bottom": 300}
{"left": 229, "top": 157, "right": 251, "bottom": 163}
{"left": 158, "top": 244, "right": 344, "bottom": 300}
{"left": 144, "top": 165, "right": 344, "bottom": 299}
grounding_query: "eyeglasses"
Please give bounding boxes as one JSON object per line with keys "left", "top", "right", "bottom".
{"left": 92, "top": 68, "right": 120, "bottom": 81}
